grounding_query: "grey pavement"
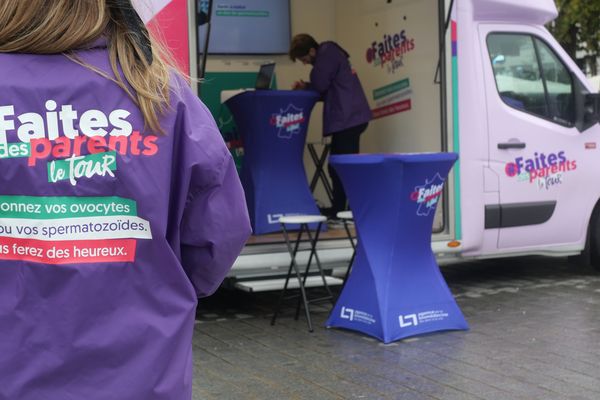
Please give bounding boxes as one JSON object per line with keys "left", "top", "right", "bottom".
{"left": 193, "top": 257, "right": 600, "bottom": 400}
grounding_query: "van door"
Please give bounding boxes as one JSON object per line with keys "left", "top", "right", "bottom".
{"left": 480, "top": 25, "right": 588, "bottom": 250}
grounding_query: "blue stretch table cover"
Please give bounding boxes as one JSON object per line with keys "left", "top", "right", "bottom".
{"left": 226, "top": 90, "right": 320, "bottom": 234}
{"left": 326, "top": 153, "right": 468, "bottom": 343}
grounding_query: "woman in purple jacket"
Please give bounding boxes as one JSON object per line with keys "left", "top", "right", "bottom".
{"left": 0, "top": 1, "right": 251, "bottom": 399}
{"left": 290, "top": 34, "right": 372, "bottom": 219}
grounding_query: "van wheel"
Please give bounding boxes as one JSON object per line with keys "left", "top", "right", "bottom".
{"left": 568, "top": 204, "right": 600, "bottom": 271}
{"left": 581, "top": 205, "right": 600, "bottom": 271}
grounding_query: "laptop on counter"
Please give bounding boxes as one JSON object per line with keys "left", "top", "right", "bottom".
{"left": 220, "top": 63, "right": 276, "bottom": 103}
{"left": 254, "top": 62, "right": 275, "bottom": 90}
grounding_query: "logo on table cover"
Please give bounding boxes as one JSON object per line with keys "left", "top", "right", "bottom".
{"left": 410, "top": 174, "right": 445, "bottom": 216}
{"left": 270, "top": 104, "right": 305, "bottom": 139}
{"left": 0, "top": 100, "right": 159, "bottom": 186}
{"left": 399, "top": 314, "right": 418, "bottom": 328}
{"left": 340, "top": 306, "right": 354, "bottom": 321}
{"left": 340, "top": 306, "right": 376, "bottom": 325}
{"left": 504, "top": 150, "right": 577, "bottom": 190}
{"left": 399, "top": 310, "right": 449, "bottom": 329}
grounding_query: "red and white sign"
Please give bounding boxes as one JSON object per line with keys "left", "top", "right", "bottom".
{"left": 135, "top": 0, "right": 190, "bottom": 75}
{"left": 372, "top": 99, "right": 412, "bottom": 119}
{"left": 0, "top": 237, "right": 137, "bottom": 264}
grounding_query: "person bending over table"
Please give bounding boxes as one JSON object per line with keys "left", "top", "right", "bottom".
{"left": 289, "top": 34, "right": 372, "bottom": 220}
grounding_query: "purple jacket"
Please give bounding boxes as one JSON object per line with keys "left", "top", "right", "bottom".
{"left": 0, "top": 41, "right": 251, "bottom": 399}
{"left": 308, "top": 41, "right": 372, "bottom": 135}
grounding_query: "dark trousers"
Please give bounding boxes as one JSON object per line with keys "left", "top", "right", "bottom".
{"left": 328, "top": 123, "right": 368, "bottom": 214}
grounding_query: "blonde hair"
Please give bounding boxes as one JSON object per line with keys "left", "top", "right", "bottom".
{"left": 0, "top": 0, "right": 175, "bottom": 134}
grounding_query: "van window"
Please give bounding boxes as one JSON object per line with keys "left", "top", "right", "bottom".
{"left": 487, "top": 34, "right": 547, "bottom": 117}
{"left": 486, "top": 33, "right": 575, "bottom": 126}
{"left": 534, "top": 38, "right": 574, "bottom": 125}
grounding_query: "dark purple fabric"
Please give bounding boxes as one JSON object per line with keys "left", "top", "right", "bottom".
{"left": 307, "top": 41, "right": 372, "bottom": 135}
{"left": 0, "top": 43, "right": 251, "bottom": 399}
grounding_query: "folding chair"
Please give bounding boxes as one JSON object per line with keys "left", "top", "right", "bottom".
{"left": 307, "top": 141, "right": 333, "bottom": 204}
{"left": 270, "top": 215, "right": 335, "bottom": 332}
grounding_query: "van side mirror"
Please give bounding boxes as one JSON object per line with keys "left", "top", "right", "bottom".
{"left": 573, "top": 75, "right": 600, "bottom": 132}
{"left": 492, "top": 54, "right": 505, "bottom": 65}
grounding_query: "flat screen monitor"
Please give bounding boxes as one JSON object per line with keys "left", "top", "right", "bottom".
{"left": 198, "top": 0, "right": 291, "bottom": 55}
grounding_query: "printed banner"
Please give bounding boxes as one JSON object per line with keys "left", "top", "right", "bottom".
{"left": 372, "top": 99, "right": 412, "bottom": 119}
{"left": 0, "top": 196, "right": 137, "bottom": 219}
{"left": 371, "top": 78, "right": 412, "bottom": 119}
{"left": 0, "top": 237, "right": 136, "bottom": 264}
{"left": 0, "top": 196, "right": 151, "bottom": 265}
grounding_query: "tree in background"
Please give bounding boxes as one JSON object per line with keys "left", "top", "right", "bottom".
{"left": 548, "top": 0, "right": 600, "bottom": 76}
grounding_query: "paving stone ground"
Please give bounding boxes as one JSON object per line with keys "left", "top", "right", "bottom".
{"left": 192, "top": 257, "right": 600, "bottom": 400}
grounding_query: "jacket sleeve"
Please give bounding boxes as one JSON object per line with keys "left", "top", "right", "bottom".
{"left": 176, "top": 85, "right": 252, "bottom": 298}
{"left": 309, "top": 45, "right": 340, "bottom": 94}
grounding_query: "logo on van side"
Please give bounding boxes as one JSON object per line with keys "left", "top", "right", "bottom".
{"left": 410, "top": 174, "right": 445, "bottom": 216}
{"left": 270, "top": 104, "right": 305, "bottom": 139}
{"left": 504, "top": 151, "right": 577, "bottom": 190}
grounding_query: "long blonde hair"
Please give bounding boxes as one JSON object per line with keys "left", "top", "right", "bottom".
{"left": 0, "top": 0, "right": 174, "bottom": 133}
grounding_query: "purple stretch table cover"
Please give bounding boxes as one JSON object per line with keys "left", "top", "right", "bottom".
{"left": 226, "top": 90, "right": 321, "bottom": 234}
{"left": 326, "top": 153, "right": 468, "bottom": 343}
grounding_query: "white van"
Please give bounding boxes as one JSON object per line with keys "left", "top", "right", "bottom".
{"left": 149, "top": 0, "right": 600, "bottom": 286}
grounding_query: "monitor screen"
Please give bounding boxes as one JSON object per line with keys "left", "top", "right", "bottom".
{"left": 198, "top": 0, "right": 291, "bottom": 55}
